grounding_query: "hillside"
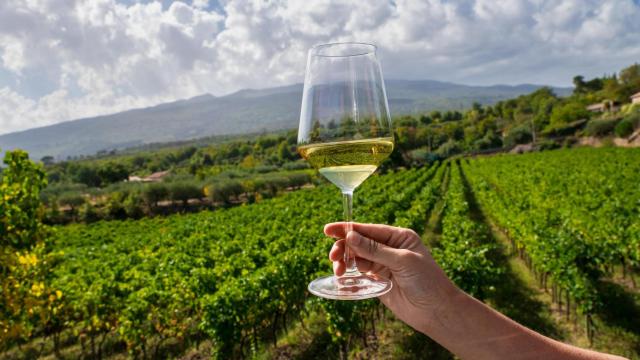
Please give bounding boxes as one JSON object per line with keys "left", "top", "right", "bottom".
{"left": 0, "top": 80, "right": 570, "bottom": 160}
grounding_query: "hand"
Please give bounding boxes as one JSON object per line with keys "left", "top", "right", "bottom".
{"left": 325, "top": 222, "right": 458, "bottom": 334}
{"left": 327, "top": 224, "right": 628, "bottom": 360}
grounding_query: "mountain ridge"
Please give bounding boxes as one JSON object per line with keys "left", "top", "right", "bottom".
{"left": 0, "top": 79, "right": 571, "bottom": 160}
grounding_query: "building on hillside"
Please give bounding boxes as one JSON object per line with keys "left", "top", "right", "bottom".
{"left": 631, "top": 91, "right": 640, "bottom": 105}
{"left": 586, "top": 103, "right": 606, "bottom": 112}
{"left": 127, "top": 170, "right": 170, "bottom": 183}
{"left": 586, "top": 100, "right": 620, "bottom": 113}
{"left": 144, "top": 170, "right": 170, "bottom": 182}
{"left": 127, "top": 175, "right": 145, "bottom": 182}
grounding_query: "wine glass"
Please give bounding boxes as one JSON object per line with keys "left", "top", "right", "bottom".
{"left": 297, "top": 42, "right": 394, "bottom": 300}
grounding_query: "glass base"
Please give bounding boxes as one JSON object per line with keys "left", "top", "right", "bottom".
{"left": 308, "top": 273, "right": 392, "bottom": 300}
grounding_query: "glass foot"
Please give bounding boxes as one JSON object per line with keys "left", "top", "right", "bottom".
{"left": 308, "top": 273, "right": 392, "bottom": 300}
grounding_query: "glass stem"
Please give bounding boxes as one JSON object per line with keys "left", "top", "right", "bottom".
{"left": 342, "top": 191, "right": 360, "bottom": 277}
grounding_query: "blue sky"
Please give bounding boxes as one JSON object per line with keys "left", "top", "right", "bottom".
{"left": 0, "top": 0, "right": 639, "bottom": 135}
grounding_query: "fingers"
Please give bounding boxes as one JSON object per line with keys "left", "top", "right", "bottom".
{"left": 324, "top": 222, "right": 406, "bottom": 247}
{"left": 333, "top": 259, "right": 345, "bottom": 276}
{"left": 344, "top": 231, "right": 401, "bottom": 270}
{"left": 330, "top": 239, "right": 374, "bottom": 274}
{"left": 329, "top": 239, "right": 345, "bottom": 262}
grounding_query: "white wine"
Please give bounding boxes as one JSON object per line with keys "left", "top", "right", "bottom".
{"left": 319, "top": 165, "right": 377, "bottom": 193}
{"left": 298, "top": 137, "right": 394, "bottom": 192}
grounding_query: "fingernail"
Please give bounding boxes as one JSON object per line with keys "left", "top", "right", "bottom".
{"left": 347, "top": 231, "right": 361, "bottom": 246}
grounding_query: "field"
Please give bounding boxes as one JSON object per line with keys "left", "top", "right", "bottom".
{"left": 2, "top": 147, "right": 640, "bottom": 359}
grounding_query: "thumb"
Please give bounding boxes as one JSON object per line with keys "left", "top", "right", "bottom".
{"left": 345, "top": 231, "right": 401, "bottom": 270}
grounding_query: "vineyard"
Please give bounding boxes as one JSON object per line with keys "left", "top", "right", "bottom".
{"left": 2, "top": 147, "right": 640, "bottom": 359}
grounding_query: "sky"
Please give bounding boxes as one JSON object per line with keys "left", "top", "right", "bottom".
{"left": 1, "top": 0, "right": 640, "bottom": 135}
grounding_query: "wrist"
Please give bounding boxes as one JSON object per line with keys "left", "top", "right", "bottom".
{"left": 417, "top": 277, "right": 464, "bottom": 335}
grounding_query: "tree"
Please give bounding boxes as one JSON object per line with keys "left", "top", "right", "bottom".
{"left": 277, "top": 141, "right": 295, "bottom": 162}
{"left": 1, "top": 150, "right": 48, "bottom": 249}
{"left": 435, "top": 139, "right": 462, "bottom": 157}
{"left": 98, "top": 162, "right": 129, "bottom": 185}
{"left": 58, "top": 194, "right": 86, "bottom": 221}
{"left": 419, "top": 115, "right": 432, "bottom": 126}
{"left": 619, "top": 63, "right": 640, "bottom": 86}
{"left": 40, "top": 156, "right": 55, "bottom": 166}
{"left": 142, "top": 183, "right": 169, "bottom": 209}
{"left": 58, "top": 194, "right": 85, "bottom": 213}
{"left": 617, "top": 63, "right": 640, "bottom": 100}
{"left": 573, "top": 75, "right": 586, "bottom": 94}
{"left": 169, "top": 182, "right": 203, "bottom": 207}
{"left": 549, "top": 102, "right": 590, "bottom": 126}
{"left": 1, "top": 150, "right": 62, "bottom": 348}
{"left": 504, "top": 124, "right": 533, "bottom": 147}
{"left": 70, "top": 164, "right": 101, "bottom": 187}
{"left": 205, "top": 180, "right": 243, "bottom": 204}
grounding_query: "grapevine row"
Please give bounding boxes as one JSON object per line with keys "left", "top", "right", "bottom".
{"left": 461, "top": 148, "right": 640, "bottom": 339}
{"left": 38, "top": 166, "right": 435, "bottom": 358}
{"left": 432, "top": 161, "right": 501, "bottom": 300}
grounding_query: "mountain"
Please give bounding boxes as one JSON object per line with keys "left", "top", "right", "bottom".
{"left": 0, "top": 80, "right": 571, "bottom": 160}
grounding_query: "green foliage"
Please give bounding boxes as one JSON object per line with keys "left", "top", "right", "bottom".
{"left": 622, "top": 105, "right": 640, "bottom": 128}
{"left": 57, "top": 193, "right": 85, "bottom": 211}
{"left": 205, "top": 179, "right": 243, "bottom": 204}
{"left": 615, "top": 118, "right": 635, "bottom": 138}
{"left": 536, "top": 139, "right": 560, "bottom": 151}
{"left": 11, "top": 166, "right": 433, "bottom": 358}
{"left": 141, "top": 183, "right": 169, "bottom": 208}
{"left": 435, "top": 139, "right": 462, "bottom": 157}
{"left": 550, "top": 102, "right": 590, "bottom": 126}
{"left": 78, "top": 202, "right": 100, "bottom": 223}
{"left": 573, "top": 75, "right": 604, "bottom": 95}
{"left": 503, "top": 124, "right": 532, "bottom": 148}
{"left": 433, "top": 163, "right": 500, "bottom": 299}
{"left": 464, "top": 148, "right": 640, "bottom": 317}
{"left": 584, "top": 119, "right": 619, "bottom": 137}
{"left": 0, "top": 150, "right": 60, "bottom": 347}
{"left": 168, "top": 181, "right": 203, "bottom": 206}
{"left": 123, "top": 192, "right": 144, "bottom": 218}
{"left": 1, "top": 150, "right": 48, "bottom": 249}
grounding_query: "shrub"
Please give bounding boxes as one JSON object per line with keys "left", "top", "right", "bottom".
{"left": 584, "top": 118, "right": 619, "bottom": 137}
{"left": 282, "top": 161, "right": 309, "bottom": 171}
{"left": 78, "top": 203, "right": 100, "bottom": 223}
{"left": 562, "top": 136, "right": 578, "bottom": 148}
{"left": 286, "top": 172, "right": 311, "bottom": 189}
{"left": 621, "top": 105, "right": 640, "bottom": 129}
{"left": 550, "top": 102, "right": 590, "bottom": 125}
{"left": 435, "top": 139, "right": 462, "bottom": 158}
{"left": 503, "top": 124, "right": 533, "bottom": 148}
{"left": 261, "top": 175, "right": 290, "bottom": 195}
{"left": 58, "top": 193, "right": 86, "bottom": 212}
{"left": 615, "top": 119, "right": 635, "bottom": 138}
{"left": 536, "top": 140, "right": 560, "bottom": 151}
{"left": 124, "top": 192, "right": 144, "bottom": 218}
{"left": 104, "top": 192, "right": 127, "bottom": 220}
{"left": 474, "top": 132, "right": 502, "bottom": 150}
{"left": 142, "top": 183, "right": 169, "bottom": 208}
{"left": 169, "top": 182, "right": 203, "bottom": 206}
{"left": 408, "top": 147, "right": 439, "bottom": 165}
{"left": 254, "top": 165, "right": 278, "bottom": 173}
{"left": 206, "top": 180, "right": 244, "bottom": 204}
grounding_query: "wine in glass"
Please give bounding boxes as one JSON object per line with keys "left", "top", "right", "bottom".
{"left": 297, "top": 42, "right": 394, "bottom": 300}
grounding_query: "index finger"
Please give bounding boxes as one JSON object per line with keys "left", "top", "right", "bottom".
{"left": 324, "top": 222, "right": 398, "bottom": 245}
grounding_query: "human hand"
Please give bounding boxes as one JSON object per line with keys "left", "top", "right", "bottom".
{"left": 325, "top": 222, "right": 459, "bottom": 334}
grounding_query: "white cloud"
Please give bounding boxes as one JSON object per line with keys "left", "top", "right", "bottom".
{"left": 0, "top": 0, "right": 640, "bottom": 135}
